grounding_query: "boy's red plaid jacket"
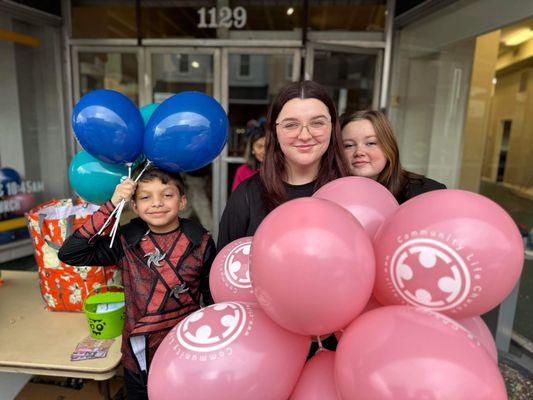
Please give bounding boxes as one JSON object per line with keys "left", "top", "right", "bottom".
{"left": 58, "top": 201, "right": 215, "bottom": 375}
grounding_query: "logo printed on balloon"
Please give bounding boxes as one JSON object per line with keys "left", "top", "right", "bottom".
{"left": 388, "top": 236, "right": 481, "bottom": 312}
{"left": 174, "top": 302, "right": 251, "bottom": 354}
{"left": 223, "top": 242, "right": 252, "bottom": 289}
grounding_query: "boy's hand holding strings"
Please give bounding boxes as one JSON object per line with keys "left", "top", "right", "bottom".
{"left": 111, "top": 178, "right": 137, "bottom": 207}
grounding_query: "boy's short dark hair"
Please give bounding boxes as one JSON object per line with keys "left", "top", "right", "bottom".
{"left": 132, "top": 163, "right": 187, "bottom": 196}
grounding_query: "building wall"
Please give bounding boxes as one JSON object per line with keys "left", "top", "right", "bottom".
{"left": 459, "top": 31, "right": 500, "bottom": 192}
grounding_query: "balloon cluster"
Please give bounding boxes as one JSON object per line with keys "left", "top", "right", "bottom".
{"left": 69, "top": 89, "right": 228, "bottom": 205}
{"left": 149, "top": 176, "right": 522, "bottom": 400}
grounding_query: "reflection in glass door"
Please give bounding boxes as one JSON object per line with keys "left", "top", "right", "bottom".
{"left": 73, "top": 47, "right": 141, "bottom": 105}
{"left": 220, "top": 49, "right": 301, "bottom": 210}
{"left": 306, "top": 44, "right": 382, "bottom": 116}
{"left": 144, "top": 48, "right": 219, "bottom": 233}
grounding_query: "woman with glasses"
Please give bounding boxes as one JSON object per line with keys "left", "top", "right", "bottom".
{"left": 341, "top": 110, "right": 446, "bottom": 204}
{"left": 217, "top": 81, "right": 349, "bottom": 250}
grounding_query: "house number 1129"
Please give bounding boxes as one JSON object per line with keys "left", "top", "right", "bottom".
{"left": 197, "top": 7, "right": 247, "bottom": 29}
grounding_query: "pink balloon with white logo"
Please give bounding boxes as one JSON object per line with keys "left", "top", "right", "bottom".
{"left": 313, "top": 176, "right": 399, "bottom": 239}
{"left": 251, "top": 197, "right": 375, "bottom": 336}
{"left": 209, "top": 237, "right": 255, "bottom": 303}
{"left": 335, "top": 306, "right": 507, "bottom": 400}
{"left": 290, "top": 350, "right": 341, "bottom": 400}
{"left": 456, "top": 316, "right": 498, "bottom": 363}
{"left": 373, "top": 189, "right": 524, "bottom": 318}
{"left": 148, "top": 302, "right": 309, "bottom": 400}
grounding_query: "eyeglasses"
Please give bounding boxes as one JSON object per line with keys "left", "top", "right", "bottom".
{"left": 275, "top": 119, "right": 331, "bottom": 137}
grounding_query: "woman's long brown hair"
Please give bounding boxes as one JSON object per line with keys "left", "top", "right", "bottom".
{"left": 260, "top": 81, "right": 350, "bottom": 210}
{"left": 340, "top": 110, "right": 422, "bottom": 199}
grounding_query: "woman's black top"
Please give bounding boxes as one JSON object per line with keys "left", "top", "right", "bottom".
{"left": 397, "top": 176, "right": 446, "bottom": 204}
{"left": 217, "top": 174, "right": 316, "bottom": 250}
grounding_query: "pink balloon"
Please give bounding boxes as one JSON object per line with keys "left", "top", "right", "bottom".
{"left": 148, "top": 302, "right": 309, "bottom": 400}
{"left": 313, "top": 176, "right": 399, "bottom": 239}
{"left": 335, "top": 306, "right": 507, "bottom": 400}
{"left": 456, "top": 316, "right": 498, "bottom": 363}
{"left": 209, "top": 237, "right": 256, "bottom": 303}
{"left": 290, "top": 350, "right": 341, "bottom": 400}
{"left": 8, "top": 192, "right": 36, "bottom": 215}
{"left": 373, "top": 189, "right": 524, "bottom": 318}
{"left": 251, "top": 197, "right": 375, "bottom": 336}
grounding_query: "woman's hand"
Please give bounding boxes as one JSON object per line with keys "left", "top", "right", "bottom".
{"left": 110, "top": 178, "right": 137, "bottom": 206}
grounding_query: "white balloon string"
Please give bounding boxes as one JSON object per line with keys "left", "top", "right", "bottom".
{"left": 91, "top": 160, "right": 151, "bottom": 247}
{"left": 109, "top": 199, "right": 125, "bottom": 248}
{"left": 317, "top": 335, "right": 323, "bottom": 350}
{"left": 134, "top": 160, "right": 151, "bottom": 183}
{"left": 93, "top": 201, "right": 122, "bottom": 238}
{"left": 107, "top": 160, "right": 150, "bottom": 247}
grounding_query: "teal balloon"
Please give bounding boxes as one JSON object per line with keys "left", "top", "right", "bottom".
{"left": 69, "top": 150, "right": 128, "bottom": 205}
{"left": 140, "top": 103, "right": 160, "bottom": 126}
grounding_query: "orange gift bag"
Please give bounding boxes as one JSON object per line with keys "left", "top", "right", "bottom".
{"left": 25, "top": 199, "right": 121, "bottom": 311}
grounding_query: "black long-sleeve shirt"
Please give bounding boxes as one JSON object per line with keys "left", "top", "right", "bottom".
{"left": 399, "top": 176, "right": 447, "bottom": 204}
{"left": 217, "top": 174, "right": 316, "bottom": 250}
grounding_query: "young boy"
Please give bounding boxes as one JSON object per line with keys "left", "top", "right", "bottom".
{"left": 58, "top": 165, "right": 215, "bottom": 400}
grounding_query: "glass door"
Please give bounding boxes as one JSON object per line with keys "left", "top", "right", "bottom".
{"left": 144, "top": 47, "right": 220, "bottom": 233}
{"left": 72, "top": 46, "right": 143, "bottom": 105}
{"left": 72, "top": 46, "right": 144, "bottom": 227}
{"left": 219, "top": 48, "right": 301, "bottom": 215}
{"left": 305, "top": 43, "right": 382, "bottom": 116}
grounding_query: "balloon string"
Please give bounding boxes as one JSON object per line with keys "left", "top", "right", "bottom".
{"left": 89, "top": 160, "right": 152, "bottom": 248}
{"left": 133, "top": 160, "right": 151, "bottom": 183}
{"left": 108, "top": 160, "right": 151, "bottom": 248}
{"left": 317, "top": 335, "right": 323, "bottom": 350}
{"left": 109, "top": 199, "right": 125, "bottom": 248}
{"left": 92, "top": 202, "right": 121, "bottom": 239}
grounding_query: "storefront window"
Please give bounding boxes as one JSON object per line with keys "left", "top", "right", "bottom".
{"left": 0, "top": 13, "right": 67, "bottom": 259}
{"left": 474, "top": 22, "right": 533, "bottom": 347}
{"left": 312, "top": 49, "right": 378, "bottom": 116}
{"left": 150, "top": 52, "right": 214, "bottom": 100}
{"left": 77, "top": 51, "right": 139, "bottom": 104}
{"left": 390, "top": 7, "right": 533, "bottom": 371}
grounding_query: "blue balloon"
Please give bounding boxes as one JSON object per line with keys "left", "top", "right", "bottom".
{"left": 72, "top": 89, "right": 144, "bottom": 164}
{"left": 143, "top": 92, "right": 228, "bottom": 172}
{"left": 140, "top": 103, "right": 160, "bottom": 126}
{"left": 68, "top": 150, "right": 128, "bottom": 205}
{"left": 0, "top": 167, "right": 21, "bottom": 197}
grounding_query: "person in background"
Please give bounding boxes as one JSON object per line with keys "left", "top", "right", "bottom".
{"left": 341, "top": 110, "right": 446, "bottom": 204}
{"left": 58, "top": 165, "right": 215, "bottom": 400}
{"left": 218, "top": 80, "right": 349, "bottom": 251}
{"left": 231, "top": 127, "right": 265, "bottom": 191}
